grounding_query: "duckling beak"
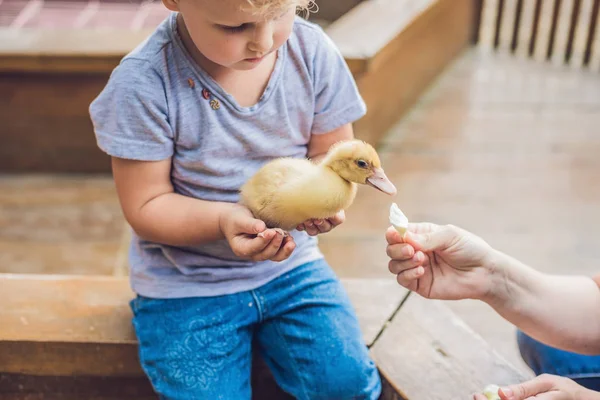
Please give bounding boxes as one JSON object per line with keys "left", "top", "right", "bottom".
{"left": 367, "top": 168, "right": 397, "bottom": 195}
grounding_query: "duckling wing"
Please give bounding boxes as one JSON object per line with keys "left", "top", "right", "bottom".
{"left": 240, "top": 158, "right": 314, "bottom": 228}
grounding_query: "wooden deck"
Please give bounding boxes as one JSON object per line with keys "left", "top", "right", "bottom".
{"left": 2, "top": 45, "right": 600, "bottom": 380}
{"left": 324, "top": 48, "right": 600, "bottom": 372}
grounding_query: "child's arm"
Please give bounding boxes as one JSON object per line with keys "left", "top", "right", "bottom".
{"left": 112, "top": 157, "right": 295, "bottom": 261}
{"left": 307, "top": 123, "right": 354, "bottom": 163}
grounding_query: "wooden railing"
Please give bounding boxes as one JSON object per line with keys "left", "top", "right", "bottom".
{"left": 474, "top": 0, "right": 600, "bottom": 70}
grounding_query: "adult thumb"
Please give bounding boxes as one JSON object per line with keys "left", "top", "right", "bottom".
{"left": 404, "top": 226, "right": 457, "bottom": 253}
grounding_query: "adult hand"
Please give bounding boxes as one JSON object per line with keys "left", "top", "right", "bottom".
{"left": 386, "top": 223, "right": 496, "bottom": 301}
{"left": 472, "top": 374, "right": 599, "bottom": 400}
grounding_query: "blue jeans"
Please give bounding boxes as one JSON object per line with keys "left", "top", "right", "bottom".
{"left": 518, "top": 330, "right": 600, "bottom": 391}
{"left": 130, "top": 259, "right": 382, "bottom": 399}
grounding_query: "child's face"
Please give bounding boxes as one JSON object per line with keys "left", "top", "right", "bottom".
{"left": 167, "top": 0, "right": 297, "bottom": 70}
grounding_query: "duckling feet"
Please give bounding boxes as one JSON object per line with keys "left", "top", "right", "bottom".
{"left": 257, "top": 228, "right": 289, "bottom": 238}
{"left": 272, "top": 228, "right": 289, "bottom": 237}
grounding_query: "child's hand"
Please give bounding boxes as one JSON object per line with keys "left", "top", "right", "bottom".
{"left": 385, "top": 223, "right": 496, "bottom": 301}
{"left": 220, "top": 205, "right": 295, "bottom": 262}
{"left": 296, "top": 210, "right": 345, "bottom": 236}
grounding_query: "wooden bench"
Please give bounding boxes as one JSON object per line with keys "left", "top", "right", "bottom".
{"left": 0, "top": 0, "right": 475, "bottom": 173}
{"left": 0, "top": 273, "right": 532, "bottom": 399}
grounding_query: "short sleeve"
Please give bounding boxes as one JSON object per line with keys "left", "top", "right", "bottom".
{"left": 311, "top": 29, "right": 367, "bottom": 135}
{"left": 89, "top": 58, "right": 174, "bottom": 161}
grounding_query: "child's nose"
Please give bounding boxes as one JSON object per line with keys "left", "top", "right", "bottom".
{"left": 249, "top": 23, "right": 274, "bottom": 54}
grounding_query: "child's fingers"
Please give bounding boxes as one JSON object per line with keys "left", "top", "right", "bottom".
{"left": 296, "top": 223, "right": 305, "bottom": 231}
{"left": 270, "top": 236, "right": 296, "bottom": 262}
{"left": 316, "top": 219, "right": 333, "bottom": 233}
{"left": 396, "top": 266, "right": 424, "bottom": 288}
{"left": 303, "top": 220, "right": 319, "bottom": 236}
{"left": 236, "top": 230, "right": 275, "bottom": 258}
{"left": 252, "top": 231, "right": 284, "bottom": 261}
{"left": 472, "top": 394, "right": 488, "bottom": 400}
{"left": 386, "top": 243, "right": 415, "bottom": 260}
{"left": 388, "top": 252, "right": 425, "bottom": 274}
{"left": 328, "top": 210, "right": 345, "bottom": 227}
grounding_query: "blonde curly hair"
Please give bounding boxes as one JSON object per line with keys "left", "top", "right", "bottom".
{"left": 244, "top": 0, "right": 317, "bottom": 18}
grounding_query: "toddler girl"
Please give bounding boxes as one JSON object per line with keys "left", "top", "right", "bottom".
{"left": 90, "top": 0, "right": 382, "bottom": 398}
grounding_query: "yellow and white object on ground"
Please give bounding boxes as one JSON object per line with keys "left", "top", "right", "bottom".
{"left": 482, "top": 384, "right": 501, "bottom": 400}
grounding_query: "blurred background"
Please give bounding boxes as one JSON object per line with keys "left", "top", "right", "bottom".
{"left": 1, "top": 0, "right": 599, "bottom": 376}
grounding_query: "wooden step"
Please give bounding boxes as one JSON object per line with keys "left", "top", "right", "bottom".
{"left": 0, "top": 174, "right": 126, "bottom": 276}
{"left": 0, "top": 274, "right": 531, "bottom": 399}
{"left": 0, "top": 0, "right": 475, "bottom": 172}
{"left": 0, "top": 274, "right": 409, "bottom": 399}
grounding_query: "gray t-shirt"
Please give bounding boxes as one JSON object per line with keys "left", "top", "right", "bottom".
{"left": 90, "top": 13, "right": 367, "bottom": 298}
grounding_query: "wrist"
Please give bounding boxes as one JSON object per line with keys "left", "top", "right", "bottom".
{"left": 480, "top": 249, "right": 516, "bottom": 306}
{"left": 217, "top": 202, "right": 242, "bottom": 239}
{"left": 582, "top": 386, "right": 600, "bottom": 399}
{"left": 482, "top": 249, "right": 543, "bottom": 315}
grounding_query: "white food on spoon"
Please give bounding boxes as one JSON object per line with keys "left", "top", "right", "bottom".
{"left": 389, "top": 203, "right": 409, "bottom": 235}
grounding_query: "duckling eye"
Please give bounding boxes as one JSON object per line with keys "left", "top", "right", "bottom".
{"left": 356, "top": 160, "right": 368, "bottom": 169}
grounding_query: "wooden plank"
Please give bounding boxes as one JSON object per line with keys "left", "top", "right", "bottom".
{"left": 0, "top": 28, "right": 154, "bottom": 73}
{"left": 321, "top": 236, "right": 401, "bottom": 279}
{"left": 591, "top": 0, "right": 600, "bottom": 70}
{"left": 498, "top": 0, "right": 519, "bottom": 53}
{"left": 113, "top": 225, "right": 132, "bottom": 277}
{"left": 351, "top": 0, "right": 473, "bottom": 145}
{"left": 307, "top": 0, "right": 364, "bottom": 24}
{"left": 0, "top": 72, "right": 112, "bottom": 173}
{"left": 571, "top": 0, "right": 594, "bottom": 68}
{"left": 370, "top": 295, "right": 533, "bottom": 400}
{"left": 516, "top": 0, "right": 537, "bottom": 57}
{"left": 478, "top": 0, "right": 500, "bottom": 52}
{"left": 1, "top": 0, "right": 468, "bottom": 172}
{"left": 0, "top": 275, "right": 136, "bottom": 344}
{"left": 342, "top": 278, "right": 409, "bottom": 347}
{"left": 325, "top": 0, "right": 436, "bottom": 76}
{"left": 1, "top": 341, "right": 144, "bottom": 377}
{"left": 0, "top": 1, "right": 416, "bottom": 75}
{"left": 0, "top": 175, "right": 124, "bottom": 275}
{"left": 0, "top": 3, "right": 363, "bottom": 73}
{"left": 0, "top": 274, "right": 407, "bottom": 374}
{"left": 534, "top": 0, "right": 555, "bottom": 61}
{"left": 0, "top": 275, "right": 141, "bottom": 377}
{"left": 0, "top": 274, "right": 408, "bottom": 398}
{"left": 0, "top": 373, "right": 156, "bottom": 400}
{"left": 552, "top": 0, "right": 575, "bottom": 65}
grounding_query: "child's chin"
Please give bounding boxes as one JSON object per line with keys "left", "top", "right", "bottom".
{"left": 232, "top": 61, "right": 262, "bottom": 70}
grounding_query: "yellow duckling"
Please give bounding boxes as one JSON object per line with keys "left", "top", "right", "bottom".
{"left": 239, "top": 139, "right": 397, "bottom": 235}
